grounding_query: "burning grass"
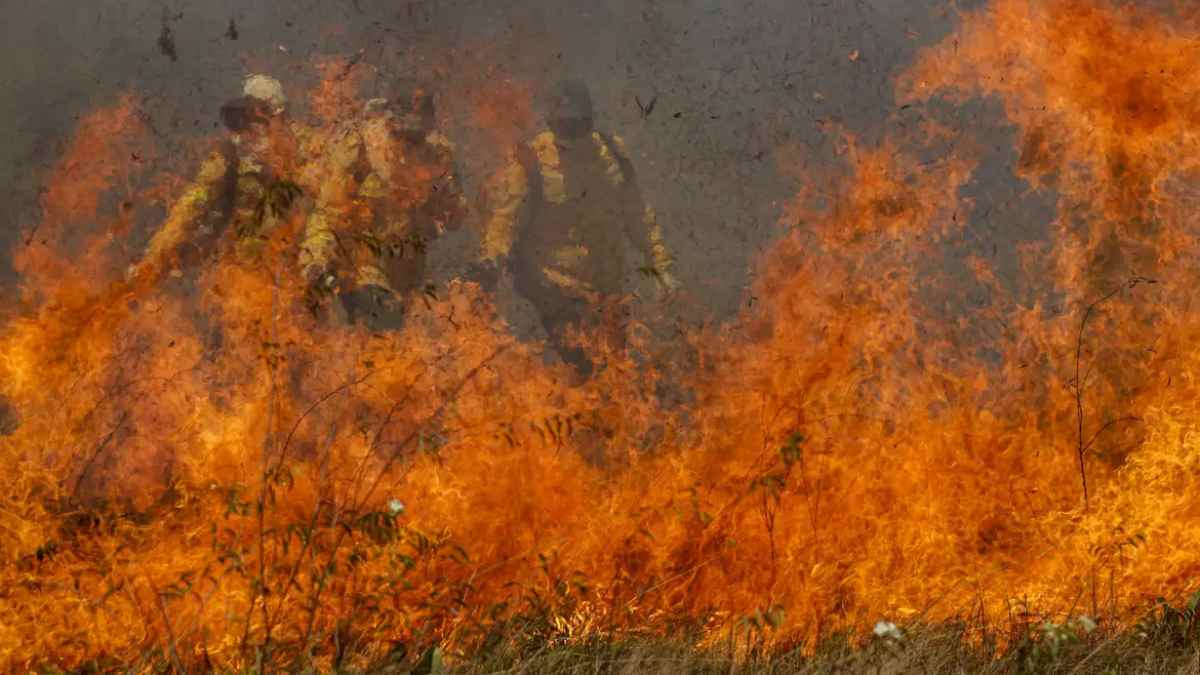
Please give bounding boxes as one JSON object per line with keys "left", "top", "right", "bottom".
{"left": 6, "top": 0, "right": 1200, "bottom": 671}
{"left": 433, "top": 615, "right": 1200, "bottom": 675}
{"left": 35, "top": 612, "right": 1200, "bottom": 673}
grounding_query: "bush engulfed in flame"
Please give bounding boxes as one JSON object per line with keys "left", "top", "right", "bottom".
{"left": 5, "top": 0, "right": 1200, "bottom": 669}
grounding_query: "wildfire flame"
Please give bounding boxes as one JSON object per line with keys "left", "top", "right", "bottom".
{"left": 4, "top": 0, "right": 1200, "bottom": 669}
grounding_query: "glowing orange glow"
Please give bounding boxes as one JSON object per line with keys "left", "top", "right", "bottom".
{"left": 6, "top": 0, "right": 1200, "bottom": 669}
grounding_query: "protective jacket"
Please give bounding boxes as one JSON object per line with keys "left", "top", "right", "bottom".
{"left": 298, "top": 118, "right": 465, "bottom": 302}
{"left": 481, "top": 129, "right": 675, "bottom": 299}
{"left": 130, "top": 116, "right": 310, "bottom": 283}
{"left": 479, "top": 128, "right": 676, "bottom": 372}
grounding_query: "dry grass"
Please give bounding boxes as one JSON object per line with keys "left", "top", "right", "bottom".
{"left": 311, "top": 621, "right": 1200, "bottom": 675}
{"left": 438, "top": 630, "right": 1200, "bottom": 675}
{"left": 30, "top": 589, "right": 1200, "bottom": 673}
{"left": 413, "top": 626, "right": 1200, "bottom": 675}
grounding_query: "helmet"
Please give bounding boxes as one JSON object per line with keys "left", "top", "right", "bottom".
{"left": 547, "top": 79, "right": 593, "bottom": 138}
{"left": 220, "top": 74, "right": 285, "bottom": 133}
{"left": 243, "top": 74, "right": 287, "bottom": 113}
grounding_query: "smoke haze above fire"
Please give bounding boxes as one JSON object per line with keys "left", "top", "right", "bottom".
{"left": 1, "top": 0, "right": 979, "bottom": 319}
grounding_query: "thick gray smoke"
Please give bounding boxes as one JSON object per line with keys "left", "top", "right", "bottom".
{"left": 2, "top": 0, "right": 994, "bottom": 321}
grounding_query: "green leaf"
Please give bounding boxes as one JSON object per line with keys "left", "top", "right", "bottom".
{"left": 780, "top": 432, "right": 805, "bottom": 466}
{"left": 412, "top": 646, "right": 444, "bottom": 675}
{"left": 765, "top": 605, "right": 785, "bottom": 629}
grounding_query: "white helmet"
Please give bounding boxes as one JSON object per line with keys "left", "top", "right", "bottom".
{"left": 243, "top": 74, "right": 286, "bottom": 114}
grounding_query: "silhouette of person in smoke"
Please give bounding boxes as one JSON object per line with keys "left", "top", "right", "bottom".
{"left": 128, "top": 74, "right": 308, "bottom": 285}
{"left": 299, "top": 78, "right": 467, "bottom": 331}
{"left": 474, "top": 79, "right": 677, "bottom": 374}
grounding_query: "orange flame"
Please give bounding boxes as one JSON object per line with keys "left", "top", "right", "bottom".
{"left": 7, "top": 1, "right": 1200, "bottom": 669}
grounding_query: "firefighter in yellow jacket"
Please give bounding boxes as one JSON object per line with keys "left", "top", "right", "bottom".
{"left": 299, "top": 80, "right": 466, "bottom": 329}
{"left": 128, "top": 74, "right": 307, "bottom": 286}
{"left": 476, "top": 79, "right": 677, "bottom": 371}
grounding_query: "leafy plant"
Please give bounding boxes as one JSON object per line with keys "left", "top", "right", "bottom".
{"left": 1017, "top": 615, "right": 1097, "bottom": 673}
{"left": 242, "top": 178, "right": 303, "bottom": 238}
{"left": 1136, "top": 590, "right": 1200, "bottom": 646}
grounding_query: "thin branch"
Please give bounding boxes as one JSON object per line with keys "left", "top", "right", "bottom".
{"left": 71, "top": 411, "right": 130, "bottom": 498}
{"left": 354, "top": 347, "right": 508, "bottom": 512}
{"left": 154, "top": 586, "right": 187, "bottom": 674}
{"left": 299, "top": 347, "right": 507, "bottom": 652}
{"left": 1082, "top": 415, "right": 1142, "bottom": 455}
{"left": 247, "top": 262, "right": 283, "bottom": 658}
{"left": 1072, "top": 276, "right": 1155, "bottom": 510}
{"left": 270, "top": 370, "right": 376, "bottom": 477}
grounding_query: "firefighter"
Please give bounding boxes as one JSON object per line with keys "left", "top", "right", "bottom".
{"left": 299, "top": 79, "right": 466, "bottom": 329}
{"left": 476, "top": 79, "right": 677, "bottom": 372}
{"left": 128, "top": 74, "right": 304, "bottom": 285}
